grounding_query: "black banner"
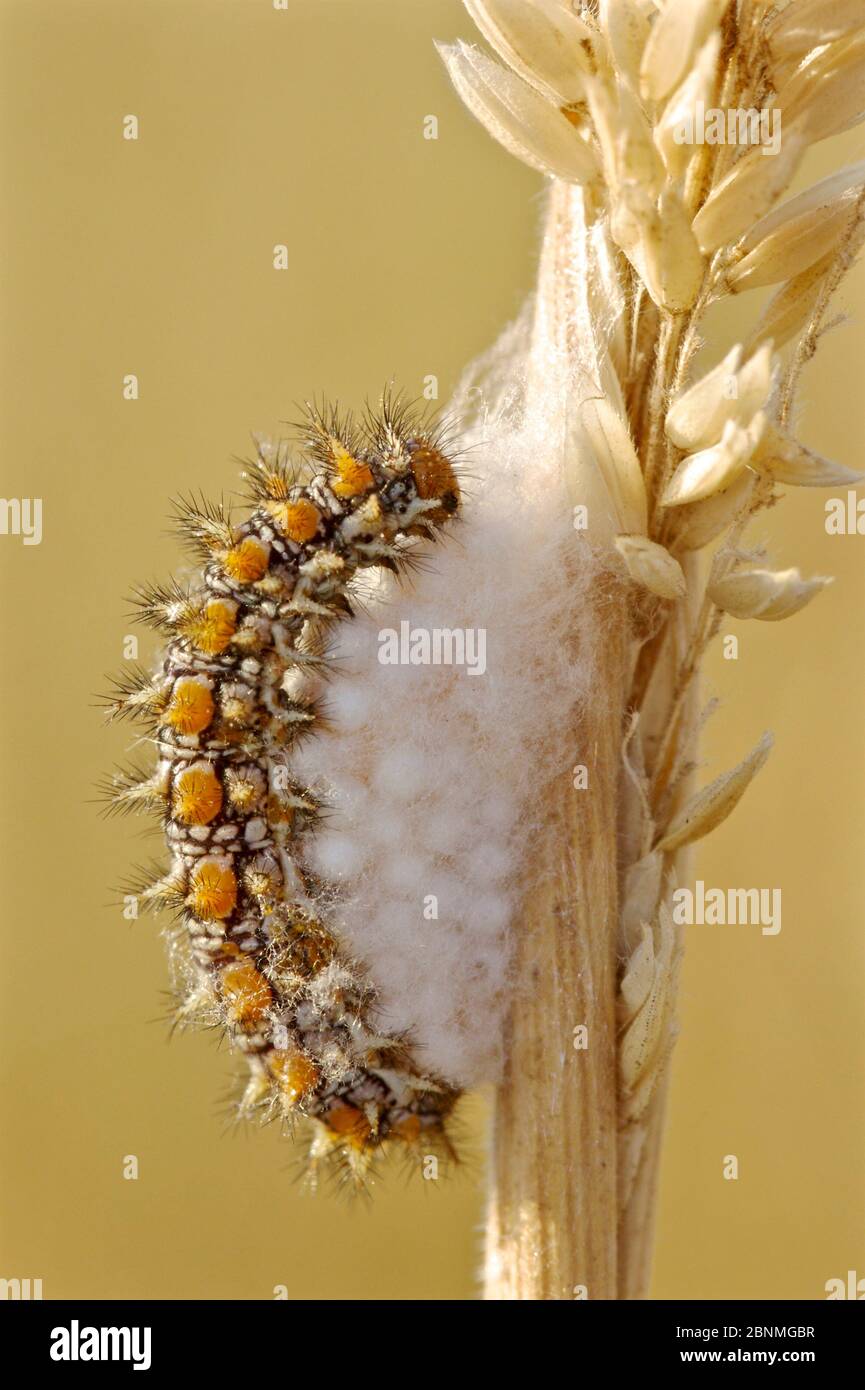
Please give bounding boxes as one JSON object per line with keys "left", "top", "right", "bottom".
{"left": 2, "top": 1298, "right": 860, "bottom": 1372}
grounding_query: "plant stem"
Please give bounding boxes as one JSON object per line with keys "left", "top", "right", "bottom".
{"left": 484, "top": 595, "right": 628, "bottom": 1300}
{"left": 484, "top": 184, "right": 704, "bottom": 1301}
{"left": 485, "top": 185, "right": 630, "bottom": 1299}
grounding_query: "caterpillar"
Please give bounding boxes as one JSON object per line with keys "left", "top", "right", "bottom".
{"left": 102, "top": 396, "right": 463, "bottom": 1179}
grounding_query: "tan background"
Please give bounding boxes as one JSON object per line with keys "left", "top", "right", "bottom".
{"left": 0, "top": 0, "right": 861, "bottom": 1300}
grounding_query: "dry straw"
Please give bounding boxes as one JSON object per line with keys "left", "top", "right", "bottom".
{"left": 439, "top": 0, "right": 865, "bottom": 1299}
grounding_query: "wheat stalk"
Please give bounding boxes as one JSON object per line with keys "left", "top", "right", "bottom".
{"left": 439, "top": 0, "right": 865, "bottom": 1299}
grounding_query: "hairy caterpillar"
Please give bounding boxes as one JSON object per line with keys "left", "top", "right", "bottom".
{"left": 102, "top": 397, "right": 463, "bottom": 1178}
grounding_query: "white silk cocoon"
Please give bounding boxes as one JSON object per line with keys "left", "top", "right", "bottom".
{"left": 295, "top": 191, "right": 622, "bottom": 1086}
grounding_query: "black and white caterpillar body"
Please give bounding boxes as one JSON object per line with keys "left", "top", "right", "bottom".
{"left": 103, "top": 398, "right": 462, "bottom": 1176}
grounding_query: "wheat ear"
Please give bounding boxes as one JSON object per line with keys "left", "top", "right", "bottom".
{"left": 440, "top": 0, "right": 865, "bottom": 1300}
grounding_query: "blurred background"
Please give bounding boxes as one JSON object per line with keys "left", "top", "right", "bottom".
{"left": 0, "top": 0, "right": 862, "bottom": 1299}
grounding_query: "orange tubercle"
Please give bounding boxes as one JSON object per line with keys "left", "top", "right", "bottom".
{"left": 325, "top": 1098, "right": 372, "bottom": 1146}
{"left": 331, "top": 448, "right": 375, "bottom": 498}
{"left": 268, "top": 1048, "right": 320, "bottom": 1106}
{"left": 223, "top": 536, "right": 270, "bottom": 583}
{"left": 184, "top": 599, "right": 238, "bottom": 655}
{"left": 266, "top": 498, "right": 320, "bottom": 543}
{"left": 165, "top": 677, "right": 215, "bottom": 735}
{"left": 172, "top": 762, "right": 223, "bottom": 825}
{"left": 265, "top": 792, "right": 294, "bottom": 826}
{"left": 219, "top": 961, "right": 273, "bottom": 1027}
{"left": 188, "top": 858, "right": 237, "bottom": 920}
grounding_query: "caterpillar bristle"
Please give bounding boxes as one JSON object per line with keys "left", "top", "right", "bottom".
{"left": 97, "top": 667, "right": 169, "bottom": 727}
{"left": 379, "top": 539, "right": 440, "bottom": 581}
{"left": 104, "top": 390, "right": 463, "bottom": 1173}
{"left": 295, "top": 399, "right": 364, "bottom": 480}
{"left": 170, "top": 492, "right": 235, "bottom": 555}
{"left": 95, "top": 762, "right": 168, "bottom": 818}
{"left": 128, "top": 579, "right": 195, "bottom": 634}
{"left": 239, "top": 440, "right": 310, "bottom": 506}
{"left": 363, "top": 386, "right": 419, "bottom": 458}
{"left": 116, "top": 860, "right": 185, "bottom": 915}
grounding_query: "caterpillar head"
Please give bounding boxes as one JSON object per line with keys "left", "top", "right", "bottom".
{"left": 302, "top": 395, "right": 461, "bottom": 535}
{"left": 373, "top": 407, "right": 461, "bottom": 533}
{"left": 403, "top": 436, "right": 460, "bottom": 525}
